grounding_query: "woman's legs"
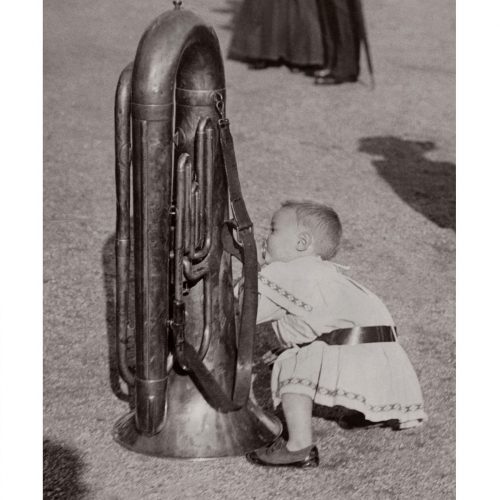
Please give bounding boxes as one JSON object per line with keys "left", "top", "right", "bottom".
{"left": 331, "top": 0, "right": 360, "bottom": 79}
{"left": 281, "top": 393, "right": 314, "bottom": 451}
{"left": 315, "top": 0, "right": 360, "bottom": 83}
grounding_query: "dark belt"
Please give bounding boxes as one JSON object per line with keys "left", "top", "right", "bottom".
{"left": 298, "top": 325, "right": 397, "bottom": 348}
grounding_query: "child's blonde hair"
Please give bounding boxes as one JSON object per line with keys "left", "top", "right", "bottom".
{"left": 281, "top": 200, "right": 342, "bottom": 260}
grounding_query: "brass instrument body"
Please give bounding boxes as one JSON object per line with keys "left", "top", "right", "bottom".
{"left": 113, "top": 6, "right": 281, "bottom": 458}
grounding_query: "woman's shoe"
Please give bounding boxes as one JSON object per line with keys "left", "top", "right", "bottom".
{"left": 314, "top": 74, "right": 358, "bottom": 85}
{"left": 313, "top": 68, "right": 332, "bottom": 78}
{"left": 337, "top": 408, "right": 366, "bottom": 429}
{"left": 246, "top": 437, "right": 319, "bottom": 468}
{"left": 248, "top": 60, "right": 269, "bottom": 70}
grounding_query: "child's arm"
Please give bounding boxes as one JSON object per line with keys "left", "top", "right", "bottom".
{"left": 256, "top": 294, "right": 286, "bottom": 324}
{"left": 257, "top": 294, "right": 287, "bottom": 365}
{"left": 234, "top": 273, "right": 285, "bottom": 324}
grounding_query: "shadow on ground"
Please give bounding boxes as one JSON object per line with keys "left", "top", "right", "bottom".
{"left": 359, "top": 136, "right": 455, "bottom": 230}
{"left": 102, "top": 232, "right": 134, "bottom": 404}
{"left": 43, "top": 439, "right": 88, "bottom": 499}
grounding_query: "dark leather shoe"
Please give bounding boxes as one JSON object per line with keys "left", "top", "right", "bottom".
{"left": 314, "top": 74, "right": 358, "bottom": 85}
{"left": 337, "top": 408, "right": 366, "bottom": 429}
{"left": 313, "top": 68, "right": 332, "bottom": 78}
{"left": 246, "top": 437, "right": 319, "bottom": 468}
{"left": 248, "top": 60, "right": 269, "bottom": 70}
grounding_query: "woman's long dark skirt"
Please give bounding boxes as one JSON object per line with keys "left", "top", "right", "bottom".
{"left": 228, "top": 0, "right": 324, "bottom": 67}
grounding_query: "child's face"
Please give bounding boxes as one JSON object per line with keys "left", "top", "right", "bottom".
{"left": 263, "top": 208, "right": 301, "bottom": 264}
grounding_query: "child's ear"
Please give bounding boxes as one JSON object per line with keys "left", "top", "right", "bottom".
{"left": 296, "top": 231, "right": 312, "bottom": 252}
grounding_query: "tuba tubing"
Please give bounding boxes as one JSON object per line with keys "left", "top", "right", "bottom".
{"left": 114, "top": 63, "right": 134, "bottom": 387}
{"left": 128, "top": 8, "right": 237, "bottom": 435}
{"left": 113, "top": 4, "right": 282, "bottom": 458}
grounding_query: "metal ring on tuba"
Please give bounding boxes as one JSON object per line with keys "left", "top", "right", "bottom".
{"left": 112, "top": 3, "right": 281, "bottom": 458}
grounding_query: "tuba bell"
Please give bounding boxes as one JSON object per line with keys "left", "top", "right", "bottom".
{"left": 112, "top": 3, "right": 281, "bottom": 458}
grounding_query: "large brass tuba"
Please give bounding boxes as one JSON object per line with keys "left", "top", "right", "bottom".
{"left": 112, "top": 3, "right": 281, "bottom": 458}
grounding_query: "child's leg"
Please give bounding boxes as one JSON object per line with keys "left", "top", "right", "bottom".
{"left": 281, "top": 393, "right": 313, "bottom": 451}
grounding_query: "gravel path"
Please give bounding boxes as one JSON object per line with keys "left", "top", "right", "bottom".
{"left": 43, "top": 1, "right": 455, "bottom": 498}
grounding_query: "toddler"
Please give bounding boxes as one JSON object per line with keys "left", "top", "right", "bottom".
{"left": 246, "top": 201, "right": 427, "bottom": 468}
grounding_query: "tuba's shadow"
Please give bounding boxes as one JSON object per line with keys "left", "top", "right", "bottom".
{"left": 102, "top": 228, "right": 135, "bottom": 406}
{"left": 359, "top": 136, "right": 455, "bottom": 230}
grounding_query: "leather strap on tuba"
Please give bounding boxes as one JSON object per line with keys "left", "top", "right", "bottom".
{"left": 218, "top": 115, "right": 258, "bottom": 408}
{"left": 172, "top": 102, "right": 258, "bottom": 413}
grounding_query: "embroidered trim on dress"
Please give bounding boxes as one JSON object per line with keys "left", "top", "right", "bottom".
{"left": 276, "top": 378, "right": 424, "bottom": 413}
{"left": 258, "top": 274, "right": 313, "bottom": 312}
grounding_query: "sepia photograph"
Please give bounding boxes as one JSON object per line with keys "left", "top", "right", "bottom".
{"left": 4, "top": 0, "right": 479, "bottom": 497}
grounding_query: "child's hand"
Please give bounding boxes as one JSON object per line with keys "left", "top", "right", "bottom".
{"left": 233, "top": 276, "right": 243, "bottom": 298}
{"left": 257, "top": 239, "right": 267, "bottom": 267}
{"left": 261, "top": 350, "right": 277, "bottom": 365}
{"left": 261, "top": 348, "right": 286, "bottom": 365}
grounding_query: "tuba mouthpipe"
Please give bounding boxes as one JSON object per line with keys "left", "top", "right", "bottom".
{"left": 183, "top": 158, "right": 193, "bottom": 252}
{"left": 173, "top": 153, "right": 192, "bottom": 371}
{"left": 195, "top": 120, "right": 205, "bottom": 248}
{"left": 193, "top": 186, "right": 200, "bottom": 250}
{"left": 193, "top": 119, "right": 214, "bottom": 261}
{"left": 174, "top": 154, "right": 189, "bottom": 302}
{"left": 115, "top": 63, "right": 135, "bottom": 387}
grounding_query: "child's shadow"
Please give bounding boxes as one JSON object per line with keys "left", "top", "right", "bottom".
{"left": 359, "top": 136, "right": 455, "bottom": 230}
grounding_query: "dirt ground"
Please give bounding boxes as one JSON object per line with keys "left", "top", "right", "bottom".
{"left": 43, "top": 0, "right": 455, "bottom": 498}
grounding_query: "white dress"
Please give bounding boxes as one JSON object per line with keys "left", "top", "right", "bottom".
{"left": 257, "top": 255, "right": 427, "bottom": 428}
